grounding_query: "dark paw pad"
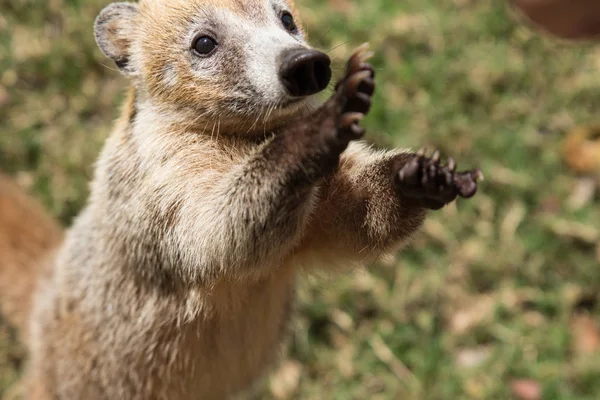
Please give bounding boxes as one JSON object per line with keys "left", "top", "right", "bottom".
{"left": 395, "top": 149, "right": 483, "bottom": 210}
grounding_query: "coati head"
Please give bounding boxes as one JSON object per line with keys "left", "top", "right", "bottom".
{"left": 94, "top": 0, "right": 332, "bottom": 134}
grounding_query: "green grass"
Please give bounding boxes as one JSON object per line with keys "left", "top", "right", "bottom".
{"left": 2, "top": 0, "right": 600, "bottom": 398}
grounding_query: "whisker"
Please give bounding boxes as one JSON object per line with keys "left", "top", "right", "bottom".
{"left": 247, "top": 106, "right": 264, "bottom": 134}
{"left": 326, "top": 40, "right": 350, "bottom": 54}
{"left": 99, "top": 61, "right": 121, "bottom": 73}
{"left": 317, "top": 27, "right": 334, "bottom": 43}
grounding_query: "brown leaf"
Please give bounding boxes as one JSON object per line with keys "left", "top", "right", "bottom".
{"left": 510, "top": 379, "right": 541, "bottom": 400}
{"left": 571, "top": 313, "right": 600, "bottom": 356}
{"left": 450, "top": 296, "right": 495, "bottom": 334}
{"left": 562, "top": 125, "right": 600, "bottom": 174}
{"left": 537, "top": 195, "right": 561, "bottom": 215}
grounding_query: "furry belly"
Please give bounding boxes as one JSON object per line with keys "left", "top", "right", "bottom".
{"left": 29, "top": 262, "right": 297, "bottom": 400}
{"left": 170, "top": 270, "right": 297, "bottom": 399}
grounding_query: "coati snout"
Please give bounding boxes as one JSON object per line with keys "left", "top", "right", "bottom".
{"left": 279, "top": 48, "right": 331, "bottom": 97}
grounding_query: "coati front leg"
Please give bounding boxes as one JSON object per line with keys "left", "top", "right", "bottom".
{"left": 296, "top": 145, "right": 483, "bottom": 266}
{"left": 185, "top": 47, "right": 375, "bottom": 279}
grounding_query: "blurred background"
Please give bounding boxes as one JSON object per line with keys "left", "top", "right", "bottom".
{"left": 1, "top": 0, "right": 600, "bottom": 398}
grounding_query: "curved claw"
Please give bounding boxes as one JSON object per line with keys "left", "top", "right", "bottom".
{"left": 395, "top": 150, "right": 481, "bottom": 209}
{"left": 454, "top": 170, "right": 481, "bottom": 198}
{"left": 339, "top": 112, "right": 364, "bottom": 128}
{"left": 397, "top": 156, "right": 420, "bottom": 185}
{"left": 346, "top": 43, "right": 371, "bottom": 74}
{"left": 447, "top": 157, "right": 456, "bottom": 172}
{"left": 345, "top": 70, "right": 374, "bottom": 96}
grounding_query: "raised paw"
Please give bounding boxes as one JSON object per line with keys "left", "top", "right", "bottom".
{"left": 291, "top": 45, "right": 376, "bottom": 178}
{"left": 395, "top": 149, "right": 483, "bottom": 210}
{"left": 332, "top": 43, "right": 376, "bottom": 142}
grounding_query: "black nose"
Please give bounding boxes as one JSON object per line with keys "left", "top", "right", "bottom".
{"left": 279, "top": 48, "right": 331, "bottom": 97}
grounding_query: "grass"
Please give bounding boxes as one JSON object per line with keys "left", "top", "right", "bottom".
{"left": 2, "top": 0, "right": 600, "bottom": 398}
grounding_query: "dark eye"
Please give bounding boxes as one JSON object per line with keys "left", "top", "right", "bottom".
{"left": 192, "top": 36, "right": 217, "bottom": 56}
{"left": 281, "top": 12, "right": 297, "bottom": 32}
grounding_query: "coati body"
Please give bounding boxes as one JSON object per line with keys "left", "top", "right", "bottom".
{"left": 0, "top": 0, "right": 481, "bottom": 398}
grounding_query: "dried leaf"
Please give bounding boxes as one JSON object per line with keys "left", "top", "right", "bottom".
{"left": 510, "top": 379, "right": 542, "bottom": 400}
{"left": 369, "top": 335, "right": 419, "bottom": 387}
{"left": 562, "top": 125, "right": 600, "bottom": 174}
{"left": 546, "top": 218, "right": 599, "bottom": 244}
{"left": 269, "top": 360, "right": 303, "bottom": 399}
{"left": 571, "top": 313, "right": 600, "bottom": 356}
{"left": 330, "top": 309, "right": 353, "bottom": 333}
{"left": 523, "top": 311, "right": 545, "bottom": 327}
{"left": 455, "top": 346, "right": 492, "bottom": 369}
{"left": 567, "top": 177, "right": 597, "bottom": 210}
{"left": 450, "top": 296, "right": 495, "bottom": 334}
{"left": 537, "top": 195, "right": 561, "bottom": 215}
{"left": 500, "top": 202, "right": 526, "bottom": 242}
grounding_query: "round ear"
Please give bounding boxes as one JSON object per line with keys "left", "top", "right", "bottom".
{"left": 94, "top": 2, "right": 139, "bottom": 74}
{"left": 511, "top": 0, "right": 600, "bottom": 41}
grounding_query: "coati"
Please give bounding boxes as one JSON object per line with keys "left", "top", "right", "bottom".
{"left": 0, "top": 0, "right": 482, "bottom": 398}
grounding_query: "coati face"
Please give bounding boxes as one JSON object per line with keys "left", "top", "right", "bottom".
{"left": 94, "top": 0, "right": 332, "bottom": 132}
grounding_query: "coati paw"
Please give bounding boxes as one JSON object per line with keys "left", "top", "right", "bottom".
{"left": 331, "top": 43, "right": 375, "bottom": 144}
{"left": 395, "top": 149, "right": 483, "bottom": 210}
{"left": 297, "top": 44, "right": 375, "bottom": 177}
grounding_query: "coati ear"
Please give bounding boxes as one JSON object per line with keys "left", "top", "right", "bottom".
{"left": 94, "top": 2, "right": 139, "bottom": 75}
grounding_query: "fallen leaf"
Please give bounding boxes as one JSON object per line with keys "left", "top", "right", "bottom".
{"left": 567, "top": 177, "right": 597, "bottom": 210}
{"left": 546, "top": 218, "right": 599, "bottom": 244}
{"left": 523, "top": 311, "right": 545, "bottom": 327}
{"left": 269, "top": 360, "right": 303, "bottom": 399}
{"left": 464, "top": 378, "right": 486, "bottom": 398}
{"left": 570, "top": 313, "right": 600, "bottom": 356}
{"left": 537, "top": 195, "right": 561, "bottom": 215}
{"left": 562, "top": 125, "right": 600, "bottom": 174}
{"left": 369, "top": 335, "right": 419, "bottom": 387}
{"left": 330, "top": 309, "right": 353, "bottom": 333}
{"left": 510, "top": 379, "right": 541, "bottom": 400}
{"left": 450, "top": 296, "right": 495, "bottom": 334}
{"left": 455, "top": 346, "right": 492, "bottom": 369}
{"left": 336, "top": 343, "right": 355, "bottom": 378}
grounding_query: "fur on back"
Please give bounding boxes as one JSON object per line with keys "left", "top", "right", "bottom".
{"left": 0, "top": 174, "right": 62, "bottom": 341}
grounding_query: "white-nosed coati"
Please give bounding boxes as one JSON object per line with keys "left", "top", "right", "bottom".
{"left": 0, "top": 0, "right": 481, "bottom": 398}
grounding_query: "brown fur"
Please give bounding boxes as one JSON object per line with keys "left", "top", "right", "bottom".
{"left": 0, "top": 1, "right": 473, "bottom": 398}
{"left": 0, "top": 175, "right": 62, "bottom": 342}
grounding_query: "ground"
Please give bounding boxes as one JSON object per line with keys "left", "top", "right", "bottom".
{"left": 1, "top": 0, "right": 600, "bottom": 399}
